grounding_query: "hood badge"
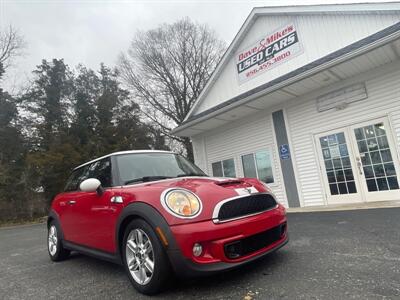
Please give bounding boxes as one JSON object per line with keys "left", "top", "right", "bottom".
{"left": 235, "top": 186, "right": 258, "bottom": 196}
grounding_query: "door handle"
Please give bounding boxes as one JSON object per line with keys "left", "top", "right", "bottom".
{"left": 356, "top": 157, "right": 363, "bottom": 175}
{"left": 67, "top": 200, "right": 76, "bottom": 205}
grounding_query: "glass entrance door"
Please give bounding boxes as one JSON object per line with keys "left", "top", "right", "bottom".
{"left": 316, "top": 129, "right": 363, "bottom": 204}
{"left": 350, "top": 119, "right": 400, "bottom": 201}
{"left": 316, "top": 118, "right": 400, "bottom": 204}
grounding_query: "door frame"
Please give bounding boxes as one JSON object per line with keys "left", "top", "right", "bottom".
{"left": 314, "top": 115, "right": 400, "bottom": 205}
{"left": 314, "top": 127, "right": 364, "bottom": 205}
{"left": 349, "top": 117, "right": 400, "bottom": 202}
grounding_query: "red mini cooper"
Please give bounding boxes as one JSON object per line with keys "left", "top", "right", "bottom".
{"left": 47, "top": 150, "right": 288, "bottom": 294}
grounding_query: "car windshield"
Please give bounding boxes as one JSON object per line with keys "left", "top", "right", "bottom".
{"left": 116, "top": 152, "right": 207, "bottom": 185}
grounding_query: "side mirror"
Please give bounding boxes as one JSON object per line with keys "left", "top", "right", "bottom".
{"left": 80, "top": 178, "right": 103, "bottom": 195}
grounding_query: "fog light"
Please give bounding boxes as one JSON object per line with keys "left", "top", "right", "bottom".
{"left": 193, "top": 243, "right": 203, "bottom": 257}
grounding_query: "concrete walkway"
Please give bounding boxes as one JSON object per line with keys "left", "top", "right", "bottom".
{"left": 287, "top": 200, "right": 400, "bottom": 213}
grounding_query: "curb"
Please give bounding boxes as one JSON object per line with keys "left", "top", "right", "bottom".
{"left": 287, "top": 200, "right": 400, "bottom": 213}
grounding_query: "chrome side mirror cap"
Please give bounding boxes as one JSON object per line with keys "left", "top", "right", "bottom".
{"left": 80, "top": 178, "right": 101, "bottom": 193}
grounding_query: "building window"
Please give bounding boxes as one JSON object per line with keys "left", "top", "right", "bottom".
{"left": 241, "top": 150, "right": 274, "bottom": 183}
{"left": 212, "top": 158, "right": 236, "bottom": 177}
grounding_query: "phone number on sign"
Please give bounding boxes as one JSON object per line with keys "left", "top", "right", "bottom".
{"left": 245, "top": 50, "right": 291, "bottom": 78}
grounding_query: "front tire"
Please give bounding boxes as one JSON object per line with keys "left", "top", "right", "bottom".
{"left": 122, "top": 219, "right": 172, "bottom": 295}
{"left": 48, "top": 221, "right": 70, "bottom": 261}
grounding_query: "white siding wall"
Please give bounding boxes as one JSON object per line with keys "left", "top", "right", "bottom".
{"left": 192, "top": 136, "right": 207, "bottom": 172}
{"left": 286, "top": 64, "right": 400, "bottom": 207}
{"left": 192, "top": 61, "right": 400, "bottom": 208}
{"left": 191, "top": 111, "right": 288, "bottom": 207}
{"left": 194, "top": 13, "right": 400, "bottom": 115}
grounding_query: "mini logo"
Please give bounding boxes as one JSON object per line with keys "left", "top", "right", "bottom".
{"left": 235, "top": 187, "right": 257, "bottom": 196}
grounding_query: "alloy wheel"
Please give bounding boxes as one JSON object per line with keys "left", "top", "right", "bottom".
{"left": 125, "top": 228, "right": 155, "bottom": 285}
{"left": 48, "top": 225, "right": 58, "bottom": 256}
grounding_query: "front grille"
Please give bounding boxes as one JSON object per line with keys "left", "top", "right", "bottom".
{"left": 224, "top": 223, "right": 286, "bottom": 259}
{"left": 216, "top": 193, "right": 277, "bottom": 222}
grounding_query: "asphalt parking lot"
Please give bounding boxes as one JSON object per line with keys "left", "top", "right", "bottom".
{"left": 1, "top": 208, "right": 400, "bottom": 300}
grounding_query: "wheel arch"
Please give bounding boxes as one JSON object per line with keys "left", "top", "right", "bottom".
{"left": 47, "top": 209, "right": 65, "bottom": 240}
{"left": 115, "top": 202, "right": 178, "bottom": 259}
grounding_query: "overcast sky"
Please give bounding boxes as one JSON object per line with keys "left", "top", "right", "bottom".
{"left": 0, "top": 0, "right": 394, "bottom": 92}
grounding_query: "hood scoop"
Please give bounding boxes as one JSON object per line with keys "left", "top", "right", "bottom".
{"left": 214, "top": 179, "right": 247, "bottom": 187}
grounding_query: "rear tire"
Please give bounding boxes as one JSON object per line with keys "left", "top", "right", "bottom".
{"left": 48, "top": 221, "right": 70, "bottom": 261}
{"left": 122, "top": 219, "right": 172, "bottom": 295}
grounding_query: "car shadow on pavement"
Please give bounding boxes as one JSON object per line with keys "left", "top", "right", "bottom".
{"left": 157, "top": 250, "right": 289, "bottom": 297}
{"left": 66, "top": 251, "right": 126, "bottom": 274}
{"left": 66, "top": 249, "right": 289, "bottom": 297}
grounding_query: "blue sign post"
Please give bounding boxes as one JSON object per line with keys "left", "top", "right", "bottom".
{"left": 279, "top": 144, "right": 291, "bottom": 160}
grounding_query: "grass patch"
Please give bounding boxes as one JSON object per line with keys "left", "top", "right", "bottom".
{"left": 0, "top": 216, "right": 47, "bottom": 228}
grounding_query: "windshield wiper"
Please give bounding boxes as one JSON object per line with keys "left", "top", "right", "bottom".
{"left": 176, "top": 173, "right": 208, "bottom": 177}
{"left": 124, "top": 176, "right": 173, "bottom": 185}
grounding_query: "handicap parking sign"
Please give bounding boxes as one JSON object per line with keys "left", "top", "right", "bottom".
{"left": 279, "top": 144, "right": 291, "bottom": 160}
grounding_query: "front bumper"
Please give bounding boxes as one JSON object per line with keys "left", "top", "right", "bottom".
{"left": 165, "top": 205, "right": 288, "bottom": 277}
{"left": 168, "top": 236, "right": 288, "bottom": 278}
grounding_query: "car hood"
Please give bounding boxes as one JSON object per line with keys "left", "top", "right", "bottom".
{"left": 119, "top": 176, "right": 270, "bottom": 225}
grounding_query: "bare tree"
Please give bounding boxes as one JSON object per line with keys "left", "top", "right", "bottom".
{"left": 0, "top": 25, "right": 25, "bottom": 71}
{"left": 119, "top": 18, "right": 226, "bottom": 161}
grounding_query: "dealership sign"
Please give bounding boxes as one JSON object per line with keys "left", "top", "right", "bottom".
{"left": 236, "top": 23, "right": 303, "bottom": 84}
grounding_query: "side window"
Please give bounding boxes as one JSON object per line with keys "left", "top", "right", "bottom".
{"left": 242, "top": 154, "right": 257, "bottom": 178}
{"left": 241, "top": 150, "right": 274, "bottom": 183}
{"left": 64, "top": 166, "right": 89, "bottom": 192}
{"left": 86, "top": 158, "right": 112, "bottom": 187}
{"left": 211, "top": 158, "right": 236, "bottom": 178}
{"left": 212, "top": 161, "right": 223, "bottom": 177}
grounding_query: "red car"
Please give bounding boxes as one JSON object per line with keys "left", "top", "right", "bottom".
{"left": 47, "top": 150, "right": 288, "bottom": 294}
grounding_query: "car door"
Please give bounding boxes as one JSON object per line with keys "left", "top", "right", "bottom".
{"left": 77, "top": 157, "right": 122, "bottom": 253}
{"left": 59, "top": 165, "right": 90, "bottom": 243}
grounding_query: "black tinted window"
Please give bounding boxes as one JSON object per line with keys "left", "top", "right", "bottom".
{"left": 86, "top": 158, "right": 112, "bottom": 187}
{"left": 64, "top": 165, "right": 89, "bottom": 192}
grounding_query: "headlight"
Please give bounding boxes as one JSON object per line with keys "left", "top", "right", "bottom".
{"left": 161, "top": 189, "right": 202, "bottom": 218}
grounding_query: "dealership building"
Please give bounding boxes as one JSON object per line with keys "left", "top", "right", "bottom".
{"left": 172, "top": 3, "right": 400, "bottom": 208}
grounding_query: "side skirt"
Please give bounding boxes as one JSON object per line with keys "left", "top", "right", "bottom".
{"left": 63, "top": 240, "right": 122, "bottom": 265}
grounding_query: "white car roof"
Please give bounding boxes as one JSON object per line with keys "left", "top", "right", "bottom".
{"left": 73, "top": 150, "right": 174, "bottom": 170}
